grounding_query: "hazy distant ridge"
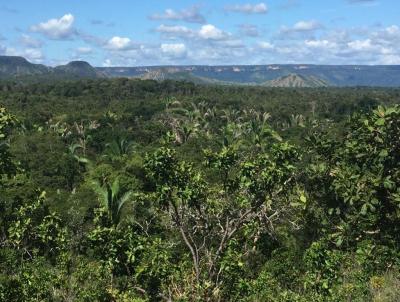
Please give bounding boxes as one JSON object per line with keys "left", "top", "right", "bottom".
{"left": 98, "top": 64, "right": 400, "bottom": 87}
{"left": 2, "top": 56, "right": 400, "bottom": 87}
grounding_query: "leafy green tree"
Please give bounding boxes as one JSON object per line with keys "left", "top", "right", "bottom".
{"left": 0, "top": 107, "right": 17, "bottom": 179}
{"left": 144, "top": 130, "right": 301, "bottom": 299}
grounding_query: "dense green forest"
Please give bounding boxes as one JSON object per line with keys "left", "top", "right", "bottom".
{"left": 1, "top": 78, "right": 400, "bottom": 301}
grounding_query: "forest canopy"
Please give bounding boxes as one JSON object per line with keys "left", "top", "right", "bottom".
{"left": 1, "top": 79, "right": 400, "bottom": 301}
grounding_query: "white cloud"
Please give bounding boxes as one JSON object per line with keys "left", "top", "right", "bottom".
{"left": 0, "top": 44, "right": 7, "bottom": 55}
{"left": 379, "top": 54, "right": 400, "bottom": 64}
{"left": 280, "top": 20, "right": 323, "bottom": 35}
{"left": 19, "top": 34, "right": 42, "bottom": 48}
{"left": 76, "top": 47, "right": 92, "bottom": 54}
{"left": 24, "top": 48, "right": 44, "bottom": 61}
{"left": 105, "top": 36, "right": 135, "bottom": 51}
{"left": 293, "top": 20, "right": 322, "bottom": 31}
{"left": 220, "top": 39, "right": 245, "bottom": 48}
{"left": 384, "top": 25, "right": 400, "bottom": 36}
{"left": 150, "top": 6, "right": 206, "bottom": 24}
{"left": 103, "top": 59, "right": 113, "bottom": 67}
{"left": 156, "top": 24, "right": 194, "bottom": 38}
{"left": 5, "top": 47, "right": 44, "bottom": 63}
{"left": 199, "top": 24, "right": 229, "bottom": 40}
{"left": 225, "top": 3, "right": 268, "bottom": 14}
{"left": 371, "top": 25, "right": 400, "bottom": 45}
{"left": 161, "top": 43, "right": 187, "bottom": 58}
{"left": 156, "top": 24, "right": 231, "bottom": 41}
{"left": 30, "top": 14, "right": 76, "bottom": 40}
{"left": 347, "top": 39, "right": 374, "bottom": 51}
{"left": 257, "top": 41, "right": 274, "bottom": 49}
{"left": 305, "top": 39, "right": 337, "bottom": 49}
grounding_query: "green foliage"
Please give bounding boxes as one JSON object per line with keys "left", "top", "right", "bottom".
{"left": 0, "top": 107, "right": 17, "bottom": 178}
{"left": 91, "top": 178, "right": 133, "bottom": 226}
{"left": 6, "top": 191, "right": 68, "bottom": 258}
{"left": 1, "top": 81, "right": 400, "bottom": 301}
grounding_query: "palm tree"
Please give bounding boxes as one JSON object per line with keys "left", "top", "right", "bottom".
{"left": 68, "top": 143, "right": 91, "bottom": 165}
{"left": 92, "top": 178, "right": 132, "bottom": 226}
{"left": 289, "top": 114, "right": 306, "bottom": 128}
{"left": 104, "top": 137, "right": 135, "bottom": 159}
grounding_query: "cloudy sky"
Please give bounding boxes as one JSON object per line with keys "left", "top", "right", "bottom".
{"left": 0, "top": 0, "right": 399, "bottom": 66}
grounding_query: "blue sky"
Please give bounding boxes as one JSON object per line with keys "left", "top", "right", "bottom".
{"left": 0, "top": 0, "right": 399, "bottom": 66}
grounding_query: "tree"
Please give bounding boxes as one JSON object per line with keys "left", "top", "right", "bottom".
{"left": 104, "top": 137, "right": 135, "bottom": 160}
{"left": 305, "top": 105, "right": 400, "bottom": 267}
{"left": 144, "top": 130, "right": 301, "bottom": 299}
{"left": 0, "top": 107, "right": 17, "bottom": 179}
{"left": 92, "top": 178, "right": 132, "bottom": 226}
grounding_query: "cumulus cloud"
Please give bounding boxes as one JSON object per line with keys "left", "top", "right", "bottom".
{"left": 156, "top": 24, "right": 195, "bottom": 39}
{"left": 0, "top": 44, "right": 6, "bottom": 55}
{"left": 257, "top": 41, "right": 274, "bottom": 49}
{"left": 76, "top": 47, "right": 93, "bottom": 54}
{"left": 19, "top": 34, "right": 43, "bottom": 48}
{"left": 5, "top": 47, "right": 44, "bottom": 63}
{"left": 199, "top": 24, "right": 230, "bottom": 40}
{"left": 379, "top": 55, "right": 400, "bottom": 64}
{"left": 371, "top": 25, "right": 400, "bottom": 44}
{"left": 156, "top": 24, "right": 231, "bottom": 41}
{"left": 102, "top": 59, "right": 116, "bottom": 67}
{"left": 149, "top": 6, "right": 206, "bottom": 24}
{"left": 347, "top": 39, "right": 375, "bottom": 51}
{"left": 161, "top": 43, "right": 187, "bottom": 58}
{"left": 30, "top": 14, "right": 76, "bottom": 40}
{"left": 225, "top": 3, "right": 268, "bottom": 14}
{"left": 305, "top": 39, "right": 338, "bottom": 49}
{"left": 104, "top": 36, "right": 136, "bottom": 51}
{"left": 279, "top": 20, "right": 323, "bottom": 36}
{"left": 291, "top": 24, "right": 400, "bottom": 64}
{"left": 292, "top": 20, "right": 322, "bottom": 31}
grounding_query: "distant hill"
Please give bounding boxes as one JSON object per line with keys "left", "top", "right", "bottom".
{"left": 2, "top": 56, "right": 400, "bottom": 87}
{"left": 53, "top": 61, "right": 105, "bottom": 79}
{"left": 263, "top": 73, "right": 329, "bottom": 88}
{"left": 0, "top": 56, "right": 103, "bottom": 81}
{"left": 0, "top": 56, "right": 50, "bottom": 79}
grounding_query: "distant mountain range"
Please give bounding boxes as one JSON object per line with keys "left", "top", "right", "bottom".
{"left": 2, "top": 55, "right": 400, "bottom": 87}
{"left": 0, "top": 56, "right": 104, "bottom": 80}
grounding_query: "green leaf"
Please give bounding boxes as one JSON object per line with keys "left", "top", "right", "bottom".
{"left": 335, "top": 237, "right": 343, "bottom": 247}
{"left": 360, "top": 204, "right": 368, "bottom": 215}
{"left": 375, "top": 118, "right": 385, "bottom": 126}
{"left": 379, "top": 149, "right": 388, "bottom": 158}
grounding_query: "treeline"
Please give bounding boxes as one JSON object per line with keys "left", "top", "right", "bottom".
{"left": 0, "top": 79, "right": 399, "bottom": 301}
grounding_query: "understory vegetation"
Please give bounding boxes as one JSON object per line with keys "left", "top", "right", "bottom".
{"left": 1, "top": 79, "right": 400, "bottom": 301}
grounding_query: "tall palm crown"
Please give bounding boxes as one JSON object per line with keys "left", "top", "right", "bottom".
{"left": 92, "top": 179, "right": 132, "bottom": 226}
